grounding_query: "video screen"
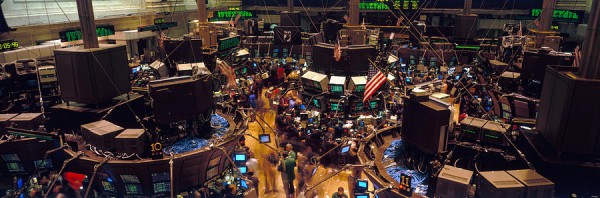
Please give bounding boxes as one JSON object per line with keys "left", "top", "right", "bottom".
{"left": 330, "top": 85, "right": 344, "bottom": 94}
{"left": 153, "top": 182, "right": 170, "bottom": 193}
{"left": 239, "top": 166, "right": 248, "bottom": 174}
{"left": 124, "top": 184, "right": 143, "bottom": 195}
{"left": 341, "top": 145, "right": 351, "bottom": 153}
{"left": 259, "top": 134, "right": 271, "bottom": 143}
{"left": 234, "top": 153, "right": 247, "bottom": 162}
{"left": 355, "top": 193, "right": 370, "bottom": 198}
{"left": 121, "top": 175, "right": 140, "bottom": 183}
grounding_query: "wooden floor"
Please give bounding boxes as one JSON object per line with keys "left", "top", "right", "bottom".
{"left": 244, "top": 91, "right": 371, "bottom": 198}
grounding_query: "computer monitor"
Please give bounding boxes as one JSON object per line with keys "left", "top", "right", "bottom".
{"left": 259, "top": 134, "right": 271, "bottom": 143}
{"left": 356, "top": 179, "right": 368, "bottom": 192}
{"left": 234, "top": 153, "right": 247, "bottom": 162}
{"left": 341, "top": 145, "right": 351, "bottom": 154}
{"left": 355, "top": 193, "right": 370, "bottom": 198}
{"left": 312, "top": 98, "right": 322, "bottom": 109}
{"left": 238, "top": 166, "right": 248, "bottom": 174}
{"left": 132, "top": 66, "right": 141, "bottom": 74}
{"left": 355, "top": 85, "right": 365, "bottom": 93}
{"left": 330, "top": 85, "right": 344, "bottom": 94}
{"left": 330, "top": 103, "right": 342, "bottom": 111}
{"left": 240, "top": 180, "right": 249, "bottom": 189}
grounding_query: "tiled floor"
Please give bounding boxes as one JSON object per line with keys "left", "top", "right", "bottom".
{"left": 244, "top": 92, "right": 367, "bottom": 198}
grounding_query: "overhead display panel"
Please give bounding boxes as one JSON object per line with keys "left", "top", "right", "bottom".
{"left": 242, "top": 0, "right": 346, "bottom": 7}
{"left": 243, "top": 0, "right": 541, "bottom": 9}
{"left": 425, "top": 0, "right": 543, "bottom": 10}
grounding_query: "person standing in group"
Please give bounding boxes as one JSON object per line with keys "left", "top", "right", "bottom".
{"left": 278, "top": 152, "right": 297, "bottom": 198}
{"left": 286, "top": 143, "right": 296, "bottom": 160}
{"left": 263, "top": 151, "right": 278, "bottom": 193}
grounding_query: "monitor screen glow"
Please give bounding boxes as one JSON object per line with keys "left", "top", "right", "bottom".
{"left": 355, "top": 193, "right": 369, "bottom": 198}
{"left": 259, "top": 134, "right": 271, "bottom": 143}
{"left": 239, "top": 166, "right": 248, "bottom": 174}
{"left": 341, "top": 145, "right": 350, "bottom": 153}
{"left": 240, "top": 180, "right": 248, "bottom": 189}
{"left": 235, "top": 154, "right": 247, "bottom": 161}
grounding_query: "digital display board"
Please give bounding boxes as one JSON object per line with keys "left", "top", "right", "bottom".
{"left": 218, "top": 36, "right": 241, "bottom": 51}
{"left": 530, "top": 9, "right": 583, "bottom": 23}
{"left": 0, "top": 39, "right": 19, "bottom": 51}
{"left": 59, "top": 25, "right": 115, "bottom": 42}
{"left": 425, "top": 0, "right": 542, "bottom": 9}
{"left": 242, "top": 0, "right": 345, "bottom": 7}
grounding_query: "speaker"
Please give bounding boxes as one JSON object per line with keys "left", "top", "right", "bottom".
{"left": 115, "top": 129, "right": 147, "bottom": 154}
{"left": 322, "top": 20, "right": 342, "bottom": 43}
{"left": 280, "top": 11, "right": 301, "bottom": 27}
{"left": 0, "top": 114, "right": 18, "bottom": 132}
{"left": 274, "top": 26, "right": 302, "bottom": 45}
{"left": 54, "top": 44, "right": 131, "bottom": 104}
{"left": 401, "top": 94, "right": 450, "bottom": 154}
{"left": 149, "top": 76, "right": 214, "bottom": 124}
{"left": 9, "top": 113, "right": 43, "bottom": 130}
{"left": 521, "top": 51, "right": 574, "bottom": 82}
{"left": 81, "top": 120, "right": 124, "bottom": 150}
{"left": 537, "top": 66, "right": 600, "bottom": 157}
{"left": 164, "top": 38, "right": 203, "bottom": 63}
{"left": 506, "top": 169, "right": 554, "bottom": 198}
{"left": 478, "top": 171, "right": 525, "bottom": 198}
{"left": 454, "top": 14, "right": 478, "bottom": 40}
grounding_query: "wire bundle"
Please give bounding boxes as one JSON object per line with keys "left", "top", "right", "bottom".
{"left": 383, "top": 139, "right": 429, "bottom": 195}
{"left": 383, "top": 140, "right": 405, "bottom": 160}
{"left": 162, "top": 136, "right": 209, "bottom": 155}
{"left": 210, "top": 114, "right": 230, "bottom": 137}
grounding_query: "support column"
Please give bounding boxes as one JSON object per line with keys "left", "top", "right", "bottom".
{"left": 75, "top": 0, "right": 98, "bottom": 49}
{"left": 579, "top": 0, "right": 600, "bottom": 79}
{"left": 349, "top": 0, "right": 359, "bottom": 26}
{"left": 539, "top": 0, "right": 557, "bottom": 31}
{"left": 196, "top": 0, "right": 207, "bottom": 23}
{"left": 287, "top": 0, "right": 293, "bottom": 12}
{"left": 463, "top": 0, "right": 472, "bottom": 15}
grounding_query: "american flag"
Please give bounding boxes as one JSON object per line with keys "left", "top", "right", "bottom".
{"left": 517, "top": 21, "right": 523, "bottom": 36}
{"left": 343, "top": 15, "right": 349, "bottom": 22}
{"left": 333, "top": 43, "right": 342, "bottom": 62}
{"left": 573, "top": 45, "right": 581, "bottom": 67}
{"left": 396, "top": 16, "right": 404, "bottom": 27}
{"left": 364, "top": 64, "right": 387, "bottom": 103}
{"left": 533, "top": 19, "right": 541, "bottom": 29}
{"left": 158, "top": 31, "right": 167, "bottom": 48}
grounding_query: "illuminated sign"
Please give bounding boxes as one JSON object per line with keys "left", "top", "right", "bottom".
{"left": 138, "top": 22, "right": 178, "bottom": 32}
{"left": 154, "top": 18, "right": 165, "bottom": 25}
{"left": 531, "top": 9, "right": 582, "bottom": 22}
{"left": 218, "top": 36, "right": 241, "bottom": 51}
{"left": 0, "top": 39, "right": 19, "bottom": 51}
{"left": 360, "top": 0, "right": 419, "bottom": 10}
{"left": 360, "top": 2, "right": 389, "bottom": 10}
{"left": 228, "top": 7, "right": 240, "bottom": 10}
{"left": 214, "top": 10, "right": 255, "bottom": 19}
{"left": 59, "top": 25, "right": 115, "bottom": 42}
